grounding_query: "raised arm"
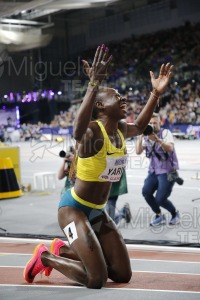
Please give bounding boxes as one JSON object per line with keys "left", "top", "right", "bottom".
{"left": 126, "top": 63, "right": 173, "bottom": 138}
{"left": 73, "top": 45, "right": 112, "bottom": 142}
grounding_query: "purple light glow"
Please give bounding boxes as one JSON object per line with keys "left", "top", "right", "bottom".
{"left": 16, "top": 106, "right": 20, "bottom": 127}
{"left": 49, "top": 90, "right": 54, "bottom": 100}
{"left": 1, "top": 89, "right": 65, "bottom": 103}
{"left": 27, "top": 93, "right": 31, "bottom": 102}
{"left": 33, "top": 92, "right": 37, "bottom": 102}
{"left": 10, "top": 92, "right": 14, "bottom": 101}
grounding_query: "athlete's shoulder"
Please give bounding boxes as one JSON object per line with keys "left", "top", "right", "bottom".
{"left": 88, "top": 120, "right": 103, "bottom": 140}
{"left": 88, "top": 120, "right": 102, "bottom": 133}
{"left": 118, "top": 120, "right": 127, "bottom": 135}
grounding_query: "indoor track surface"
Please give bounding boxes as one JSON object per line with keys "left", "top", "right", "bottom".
{"left": 0, "top": 140, "right": 200, "bottom": 299}
{"left": 0, "top": 238, "right": 200, "bottom": 300}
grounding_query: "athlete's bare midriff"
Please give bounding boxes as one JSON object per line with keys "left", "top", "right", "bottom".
{"left": 74, "top": 178, "right": 112, "bottom": 205}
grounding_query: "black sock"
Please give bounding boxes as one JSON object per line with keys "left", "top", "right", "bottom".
{"left": 156, "top": 210, "right": 161, "bottom": 218}
{"left": 171, "top": 211, "right": 176, "bottom": 218}
{"left": 156, "top": 213, "right": 161, "bottom": 218}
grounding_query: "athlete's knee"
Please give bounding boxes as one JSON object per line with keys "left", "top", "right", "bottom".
{"left": 112, "top": 269, "right": 132, "bottom": 283}
{"left": 122, "top": 269, "right": 132, "bottom": 282}
{"left": 108, "top": 263, "right": 132, "bottom": 283}
{"left": 86, "top": 273, "right": 107, "bottom": 289}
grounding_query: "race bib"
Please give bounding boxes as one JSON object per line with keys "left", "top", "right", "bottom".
{"left": 99, "top": 155, "right": 127, "bottom": 182}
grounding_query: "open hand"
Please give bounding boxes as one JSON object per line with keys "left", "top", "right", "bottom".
{"left": 150, "top": 63, "right": 173, "bottom": 94}
{"left": 82, "top": 44, "right": 112, "bottom": 85}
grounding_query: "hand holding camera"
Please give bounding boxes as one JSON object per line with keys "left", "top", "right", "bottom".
{"left": 167, "top": 170, "right": 184, "bottom": 185}
{"left": 143, "top": 124, "right": 160, "bottom": 143}
{"left": 59, "top": 150, "right": 74, "bottom": 163}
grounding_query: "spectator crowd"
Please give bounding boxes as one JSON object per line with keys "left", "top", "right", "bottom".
{"left": 0, "top": 21, "right": 200, "bottom": 142}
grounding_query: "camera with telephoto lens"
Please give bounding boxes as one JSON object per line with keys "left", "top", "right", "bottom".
{"left": 59, "top": 146, "right": 74, "bottom": 159}
{"left": 59, "top": 150, "right": 71, "bottom": 160}
{"left": 59, "top": 150, "right": 67, "bottom": 158}
{"left": 143, "top": 124, "right": 154, "bottom": 136}
{"left": 167, "top": 170, "right": 184, "bottom": 185}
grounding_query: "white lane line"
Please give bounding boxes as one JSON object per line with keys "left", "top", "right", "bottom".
{"left": 126, "top": 244, "right": 200, "bottom": 253}
{"left": 0, "top": 265, "right": 200, "bottom": 276}
{"left": 133, "top": 259, "right": 200, "bottom": 264}
{"left": 1, "top": 254, "right": 200, "bottom": 265}
{"left": 0, "top": 266, "right": 24, "bottom": 268}
{"left": 1, "top": 237, "right": 200, "bottom": 253}
{"left": 133, "top": 270, "right": 200, "bottom": 276}
{"left": 0, "top": 284, "right": 200, "bottom": 294}
{"left": 0, "top": 253, "right": 30, "bottom": 256}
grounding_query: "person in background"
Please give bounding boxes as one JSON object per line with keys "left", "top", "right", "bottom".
{"left": 106, "top": 169, "right": 128, "bottom": 222}
{"left": 0, "top": 125, "right": 5, "bottom": 142}
{"left": 58, "top": 146, "right": 76, "bottom": 198}
{"left": 135, "top": 112, "right": 181, "bottom": 226}
{"left": 24, "top": 44, "right": 173, "bottom": 289}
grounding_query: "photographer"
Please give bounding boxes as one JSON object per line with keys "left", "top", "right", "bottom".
{"left": 58, "top": 146, "right": 76, "bottom": 197}
{"left": 135, "top": 113, "right": 181, "bottom": 226}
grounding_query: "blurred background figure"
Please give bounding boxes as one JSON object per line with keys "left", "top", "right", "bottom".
{"left": 58, "top": 146, "right": 76, "bottom": 198}
{"left": 115, "top": 202, "right": 133, "bottom": 228}
{"left": 106, "top": 169, "right": 128, "bottom": 222}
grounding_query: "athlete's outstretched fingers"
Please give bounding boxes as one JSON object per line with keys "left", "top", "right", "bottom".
{"left": 167, "top": 64, "right": 174, "bottom": 78}
{"left": 159, "top": 63, "right": 165, "bottom": 76}
{"left": 92, "top": 45, "right": 101, "bottom": 67}
{"left": 97, "top": 44, "right": 105, "bottom": 64}
{"left": 101, "top": 47, "right": 109, "bottom": 63}
{"left": 82, "top": 60, "right": 90, "bottom": 77}
{"left": 105, "top": 53, "right": 112, "bottom": 68}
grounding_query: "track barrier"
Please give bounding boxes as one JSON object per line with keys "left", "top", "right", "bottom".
{"left": 0, "top": 157, "right": 22, "bottom": 199}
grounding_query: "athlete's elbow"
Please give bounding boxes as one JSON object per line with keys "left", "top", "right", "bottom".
{"left": 73, "top": 121, "right": 81, "bottom": 141}
{"left": 73, "top": 128, "right": 83, "bottom": 142}
{"left": 73, "top": 132, "right": 82, "bottom": 142}
{"left": 134, "top": 122, "right": 147, "bottom": 135}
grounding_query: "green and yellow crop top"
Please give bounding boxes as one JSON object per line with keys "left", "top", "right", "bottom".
{"left": 76, "top": 120, "right": 127, "bottom": 182}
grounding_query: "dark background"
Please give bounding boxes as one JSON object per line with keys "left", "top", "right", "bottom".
{"left": 0, "top": 0, "right": 200, "bottom": 124}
